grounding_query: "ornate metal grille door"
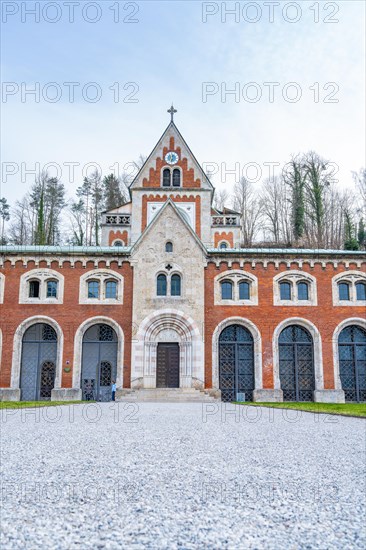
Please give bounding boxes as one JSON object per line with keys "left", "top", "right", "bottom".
{"left": 279, "top": 325, "right": 314, "bottom": 401}
{"left": 20, "top": 324, "right": 57, "bottom": 401}
{"left": 81, "top": 324, "right": 118, "bottom": 401}
{"left": 219, "top": 325, "right": 254, "bottom": 402}
{"left": 339, "top": 325, "right": 366, "bottom": 402}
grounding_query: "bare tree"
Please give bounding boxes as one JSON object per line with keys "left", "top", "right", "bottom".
{"left": 260, "top": 176, "right": 292, "bottom": 244}
{"left": 213, "top": 189, "right": 229, "bottom": 211}
{"left": 233, "top": 177, "right": 263, "bottom": 246}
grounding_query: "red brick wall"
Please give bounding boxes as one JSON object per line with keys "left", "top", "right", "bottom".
{"left": 142, "top": 136, "right": 201, "bottom": 189}
{"left": 141, "top": 194, "right": 201, "bottom": 238}
{"left": 0, "top": 260, "right": 134, "bottom": 389}
{"left": 204, "top": 261, "right": 366, "bottom": 390}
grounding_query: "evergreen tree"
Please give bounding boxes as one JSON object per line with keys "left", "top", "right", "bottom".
{"left": 357, "top": 218, "right": 365, "bottom": 248}
{"left": 344, "top": 209, "right": 359, "bottom": 250}
{"left": 103, "top": 174, "right": 124, "bottom": 211}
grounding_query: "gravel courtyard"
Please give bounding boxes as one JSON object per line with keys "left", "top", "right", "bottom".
{"left": 1, "top": 402, "right": 365, "bottom": 550}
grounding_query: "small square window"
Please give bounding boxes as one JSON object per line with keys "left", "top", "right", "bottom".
{"left": 221, "top": 281, "right": 233, "bottom": 300}
{"left": 105, "top": 280, "right": 117, "bottom": 299}
{"left": 297, "top": 282, "right": 309, "bottom": 301}
{"left": 239, "top": 281, "right": 250, "bottom": 300}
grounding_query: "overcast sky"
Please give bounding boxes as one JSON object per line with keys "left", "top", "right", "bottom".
{"left": 1, "top": 0, "right": 365, "bottom": 204}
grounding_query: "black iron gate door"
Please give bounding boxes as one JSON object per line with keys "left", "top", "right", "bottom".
{"left": 219, "top": 325, "right": 254, "bottom": 402}
{"left": 20, "top": 323, "right": 57, "bottom": 401}
{"left": 338, "top": 325, "right": 366, "bottom": 402}
{"left": 279, "top": 325, "right": 315, "bottom": 401}
{"left": 81, "top": 324, "right": 118, "bottom": 401}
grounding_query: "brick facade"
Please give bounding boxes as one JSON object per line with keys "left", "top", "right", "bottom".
{"left": 1, "top": 118, "right": 365, "bottom": 403}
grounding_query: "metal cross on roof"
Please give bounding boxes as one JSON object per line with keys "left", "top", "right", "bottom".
{"left": 167, "top": 104, "right": 177, "bottom": 122}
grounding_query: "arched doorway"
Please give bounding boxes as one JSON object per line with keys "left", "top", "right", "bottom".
{"left": 20, "top": 323, "right": 57, "bottom": 401}
{"left": 279, "top": 325, "right": 315, "bottom": 401}
{"left": 219, "top": 324, "right": 255, "bottom": 402}
{"left": 81, "top": 324, "right": 117, "bottom": 401}
{"left": 338, "top": 325, "right": 366, "bottom": 402}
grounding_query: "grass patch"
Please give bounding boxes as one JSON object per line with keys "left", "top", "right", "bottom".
{"left": 236, "top": 401, "right": 366, "bottom": 418}
{"left": 0, "top": 401, "right": 85, "bottom": 409}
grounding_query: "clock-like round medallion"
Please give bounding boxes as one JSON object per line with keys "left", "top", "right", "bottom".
{"left": 165, "top": 151, "right": 179, "bottom": 165}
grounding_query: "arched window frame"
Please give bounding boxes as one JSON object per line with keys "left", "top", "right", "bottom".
{"left": 170, "top": 273, "right": 182, "bottom": 296}
{"left": 79, "top": 269, "right": 123, "bottom": 304}
{"left": 218, "top": 240, "right": 230, "bottom": 250}
{"left": 165, "top": 241, "right": 173, "bottom": 253}
{"left": 155, "top": 268, "right": 183, "bottom": 298}
{"left": 214, "top": 270, "right": 258, "bottom": 305}
{"left": 112, "top": 240, "right": 124, "bottom": 247}
{"left": 160, "top": 166, "right": 183, "bottom": 188}
{"left": 19, "top": 269, "right": 65, "bottom": 304}
{"left": 156, "top": 273, "right": 168, "bottom": 296}
{"left": 273, "top": 271, "right": 317, "bottom": 306}
{"left": 332, "top": 271, "right": 366, "bottom": 306}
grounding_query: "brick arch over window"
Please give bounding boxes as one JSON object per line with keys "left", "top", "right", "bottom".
{"left": 211, "top": 317, "right": 263, "bottom": 392}
{"left": 11, "top": 316, "right": 64, "bottom": 391}
{"left": 272, "top": 318, "right": 323, "bottom": 392}
{"left": 73, "top": 317, "right": 125, "bottom": 390}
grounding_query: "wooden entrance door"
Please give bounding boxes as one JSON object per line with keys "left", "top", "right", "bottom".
{"left": 156, "top": 343, "right": 180, "bottom": 388}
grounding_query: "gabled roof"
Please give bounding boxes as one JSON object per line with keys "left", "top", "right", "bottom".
{"left": 130, "top": 198, "right": 207, "bottom": 254}
{"left": 129, "top": 121, "right": 214, "bottom": 191}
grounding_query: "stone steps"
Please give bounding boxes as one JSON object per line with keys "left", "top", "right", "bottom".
{"left": 116, "top": 388, "right": 219, "bottom": 402}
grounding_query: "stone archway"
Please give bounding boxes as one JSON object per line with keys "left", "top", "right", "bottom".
{"left": 132, "top": 309, "right": 203, "bottom": 389}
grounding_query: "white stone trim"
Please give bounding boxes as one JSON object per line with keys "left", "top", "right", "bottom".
{"left": 72, "top": 317, "right": 125, "bottom": 390}
{"left": 332, "top": 271, "right": 366, "bottom": 306}
{"left": 155, "top": 265, "right": 183, "bottom": 298}
{"left": 212, "top": 317, "right": 263, "bottom": 391}
{"left": 332, "top": 317, "right": 366, "bottom": 391}
{"left": 132, "top": 309, "right": 203, "bottom": 389}
{"left": 11, "top": 316, "right": 64, "bottom": 390}
{"left": 79, "top": 268, "right": 124, "bottom": 305}
{"left": 19, "top": 269, "right": 64, "bottom": 304}
{"left": 214, "top": 270, "right": 258, "bottom": 306}
{"left": 0, "top": 272, "right": 4, "bottom": 303}
{"left": 273, "top": 270, "right": 317, "bottom": 306}
{"left": 272, "top": 317, "right": 323, "bottom": 391}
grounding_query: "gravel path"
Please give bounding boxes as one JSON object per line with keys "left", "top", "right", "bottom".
{"left": 1, "top": 402, "right": 365, "bottom": 549}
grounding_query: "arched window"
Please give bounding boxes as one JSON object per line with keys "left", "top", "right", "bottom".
{"left": 338, "top": 282, "right": 350, "bottom": 301}
{"left": 105, "top": 280, "right": 117, "bottom": 299}
{"left": 356, "top": 282, "right": 366, "bottom": 301}
{"left": 162, "top": 169, "right": 171, "bottom": 187}
{"left": 239, "top": 281, "right": 250, "bottom": 300}
{"left": 171, "top": 274, "right": 181, "bottom": 296}
{"left": 221, "top": 280, "right": 233, "bottom": 300}
{"left": 157, "top": 274, "right": 167, "bottom": 296}
{"left": 219, "top": 242, "right": 228, "bottom": 250}
{"left": 29, "top": 280, "right": 40, "bottom": 298}
{"left": 172, "top": 169, "right": 181, "bottom": 187}
{"left": 297, "top": 281, "right": 309, "bottom": 301}
{"left": 165, "top": 242, "right": 173, "bottom": 253}
{"left": 46, "top": 280, "right": 58, "bottom": 299}
{"left": 280, "top": 281, "right": 291, "bottom": 300}
{"left": 114, "top": 241, "right": 123, "bottom": 247}
{"left": 88, "top": 280, "right": 100, "bottom": 299}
